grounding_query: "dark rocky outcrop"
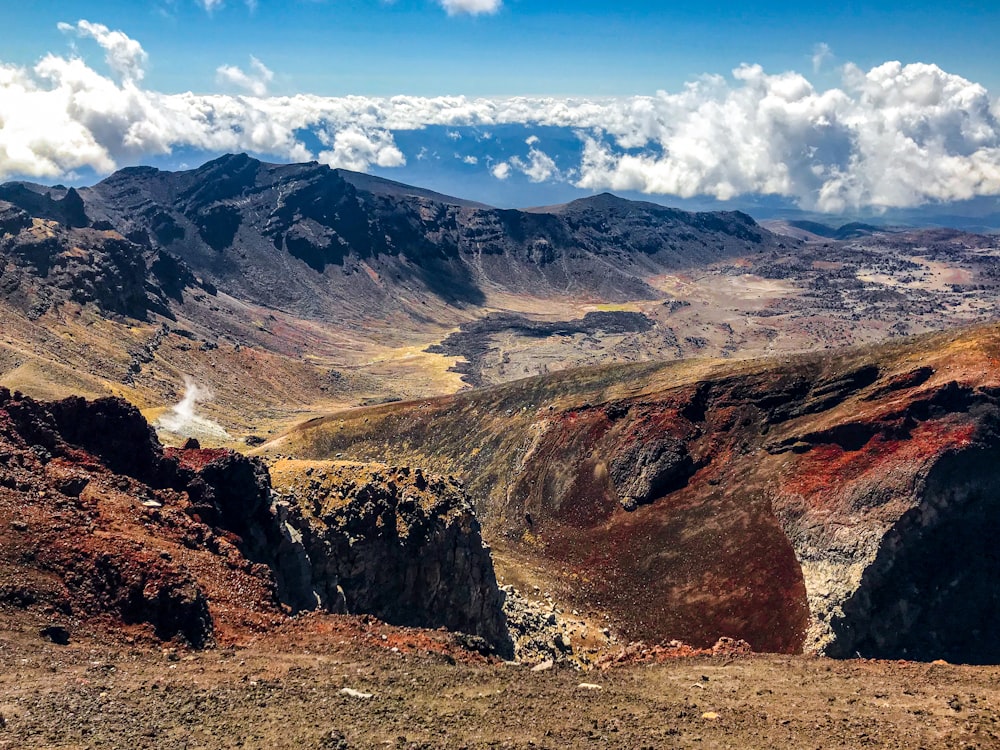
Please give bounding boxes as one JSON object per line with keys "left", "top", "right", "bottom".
{"left": 0, "top": 185, "right": 90, "bottom": 228}
{"left": 270, "top": 460, "right": 513, "bottom": 657}
{"left": 165, "top": 447, "right": 320, "bottom": 615}
{"left": 426, "top": 311, "right": 656, "bottom": 387}
{"left": 609, "top": 434, "right": 696, "bottom": 511}
{"left": 824, "top": 439, "right": 1000, "bottom": 664}
{"left": 46, "top": 396, "right": 168, "bottom": 483}
{"left": 0, "top": 208, "right": 164, "bottom": 319}
{"left": 0, "top": 389, "right": 226, "bottom": 647}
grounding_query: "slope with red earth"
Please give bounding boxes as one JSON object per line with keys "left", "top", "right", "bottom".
{"left": 282, "top": 324, "right": 1000, "bottom": 661}
{"left": 0, "top": 390, "right": 511, "bottom": 655}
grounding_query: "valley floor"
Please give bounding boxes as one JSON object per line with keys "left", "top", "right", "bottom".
{"left": 1, "top": 614, "right": 998, "bottom": 750}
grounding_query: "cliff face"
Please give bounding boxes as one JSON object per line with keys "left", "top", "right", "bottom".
{"left": 819, "top": 443, "right": 1000, "bottom": 663}
{"left": 0, "top": 389, "right": 277, "bottom": 647}
{"left": 269, "top": 460, "right": 512, "bottom": 655}
{"left": 0, "top": 390, "right": 511, "bottom": 653}
{"left": 283, "top": 325, "right": 1000, "bottom": 661}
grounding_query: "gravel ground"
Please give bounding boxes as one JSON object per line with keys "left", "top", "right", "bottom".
{"left": 2, "top": 613, "right": 999, "bottom": 750}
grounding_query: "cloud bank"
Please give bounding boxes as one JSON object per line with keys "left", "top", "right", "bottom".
{"left": 3, "top": 21, "right": 1000, "bottom": 211}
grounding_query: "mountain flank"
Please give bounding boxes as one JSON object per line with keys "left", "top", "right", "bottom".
{"left": 280, "top": 323, "right": 1000, "bottom": 663}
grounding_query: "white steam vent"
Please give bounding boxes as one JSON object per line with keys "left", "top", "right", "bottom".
{"left": 155, "top": 377, "right": 230, "bottom": 441}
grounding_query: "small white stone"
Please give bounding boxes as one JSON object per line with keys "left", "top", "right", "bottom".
{"left": 340, "top": 688, "right": 374, "bottom": 699}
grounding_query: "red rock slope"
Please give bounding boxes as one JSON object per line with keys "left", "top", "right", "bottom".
{"left": 283, "top": 324, "right": 1000, "bottom": 662}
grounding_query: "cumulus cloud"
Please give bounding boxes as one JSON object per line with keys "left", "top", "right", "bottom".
{"left": 216, "top": 56, "right": 274, "bottom": 96}
{"left": 570, "top": 62, "right": 1000, "bottom": 211}
{"left": 491, "top": 162, "right": 511, "bottom": 180}
{"left": 500, "top": 146, "right": 560, "bottom": 182}
{"left": 463, "top": 155, "right": 478, "bottom": 164}
{"left": 58, "top": 20, "right": 148, "bottom": 82}
{"left": 439, "top": 0, "right": 502, "bottom": 16}
{"left": 4, "top": 21, "right": 1000, "bottom": 212}
{"left": 317, "top": 126, "right": 405, "bottom": 171}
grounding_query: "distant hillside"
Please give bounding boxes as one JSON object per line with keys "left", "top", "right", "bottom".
{"left": 55, "top": 154, "right": 790, "bottom": 322}
{"left": 763, "top": 218, "right": 886, "bottom": 241}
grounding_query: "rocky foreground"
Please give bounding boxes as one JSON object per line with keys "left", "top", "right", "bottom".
{"left": 3, "top": 331, "right": 1000, "bottom": 745}
{"left": 2, "top": 621, "right": 1000, "bottom": 749}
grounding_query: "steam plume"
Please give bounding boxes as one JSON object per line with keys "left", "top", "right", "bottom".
{"left": 155, "top": 377, "right": 230, "bottom": 441}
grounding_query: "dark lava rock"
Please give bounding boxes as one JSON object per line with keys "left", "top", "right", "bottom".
{"left": 47, "top": 396, "right": 168, "bottom": 485}
{"left": 609, "top": 435, "right": 696, "bottom": 510}
{"left": 271, "top": 461, "right": 513, "bottom": 657}
{"left": 39, "top": 625, "right": 71, "bottom": 645}
{"left": 427, "top": 311, "right": 656, "bottom": 387}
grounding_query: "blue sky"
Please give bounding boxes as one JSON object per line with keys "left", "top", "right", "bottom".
{"left": 6, "top": 0, "right": 999, "bottom": 96}
{"left": 2, "top": 1, "right": 1000, "bottom": 216}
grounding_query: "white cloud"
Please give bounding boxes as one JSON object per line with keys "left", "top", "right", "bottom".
{"left": 3, "top": 22, "right": 1000, "bottom": 212}
{"left": 569, "top": 62, "right": 1000, "bottom": 211}
{"left": 509, "top": 147, "right": 559, "bottom": 182}
{"left": 525, "top": 134, "right": 539, "bottom": 145}
{"left": 216, "top": 56, "right": 274, "bottom": 96}
{"left": 438, "top": 0, "right": 502, "bottom": 16}
{"left": 463, "top": 155, "right": 478, "bottom": 164}
{"left": 317, "top": 126, "right": 405, "bottom": 172}
{"left": 58, "top": 20, "right": 148, "bottom": 82}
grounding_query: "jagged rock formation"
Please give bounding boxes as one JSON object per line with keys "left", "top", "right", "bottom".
{"left": 0, "top": 201, "right": 156, "bottom": 319}
{"left": 283, "top": 324, "right": 1000, "bottom": 662}
{"left": 269, "top": 460, "right": 512, "bottom": 655}
{"left": 0, "top": 390, "right": 511, "bottom": 653}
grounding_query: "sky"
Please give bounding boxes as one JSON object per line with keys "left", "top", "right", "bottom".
{"left": 2, "top": 1, "right": 1000, "bottom": 215}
